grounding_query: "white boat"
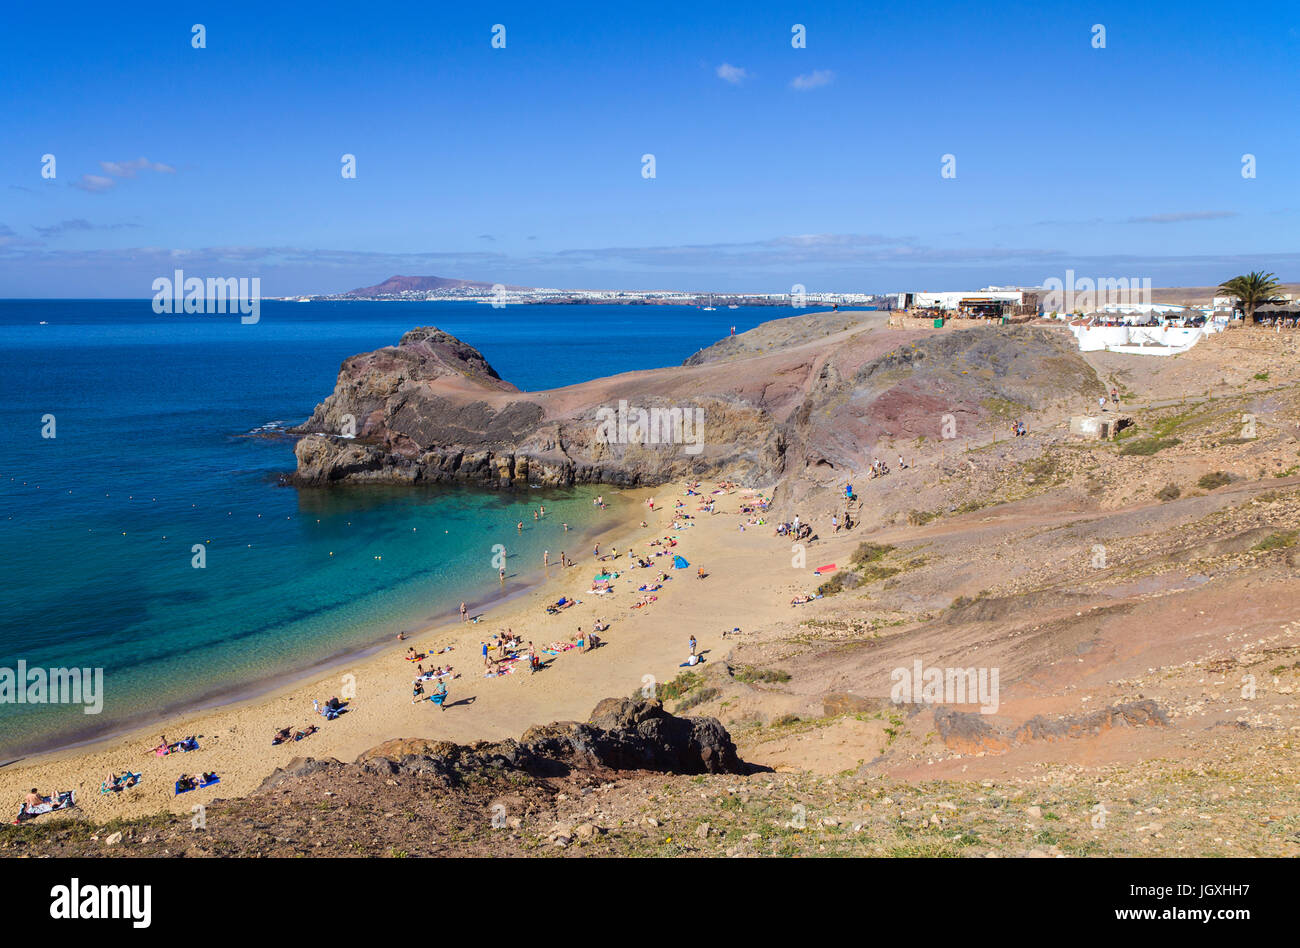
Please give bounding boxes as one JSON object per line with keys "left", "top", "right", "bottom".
{"left": 702, "top": 306, "right": 717, "bottom": 311}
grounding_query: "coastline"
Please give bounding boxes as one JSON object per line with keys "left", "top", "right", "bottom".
{"left": 0, "top": 487, "right": 638, "bottom": 769}
{"left": 5, "top": 478, "right": 814, "bottom": 818}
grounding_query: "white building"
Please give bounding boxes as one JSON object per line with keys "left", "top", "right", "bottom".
{"left": 895, "top": 288, "right": 1038, "bottom": 313}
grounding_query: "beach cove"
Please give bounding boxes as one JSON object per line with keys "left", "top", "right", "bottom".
{"left": 0, "top": 300, "right": 782, "bottom": 758}
{"left": 0, "top": 480, "right": 823, "bottom": 820}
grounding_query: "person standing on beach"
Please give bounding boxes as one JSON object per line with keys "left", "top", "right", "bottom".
{"left": 499, "top": 565, "right": 506, "bottom": 584}
{"left": 593, "top": 542, "right": 600, "bottom": 559}
{"left": 460, "top": 601, "right": 468, "bottom": 622}
{"left": 543, "top": 550, "right": 549, "bottom": 567}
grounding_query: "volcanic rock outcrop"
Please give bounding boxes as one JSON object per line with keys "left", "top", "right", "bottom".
{"left": 292, "top": 314, "right": 1102, "bottom": 491}
{"left": 256, "top": 698, "right": 745, "bottom": 793}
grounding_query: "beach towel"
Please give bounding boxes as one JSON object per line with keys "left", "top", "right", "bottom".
{"left": 174, "top": 776, "right": 219, "bottom": 795}
{"left": 101, "top": 773, "right": 142, "bottom": 794}
{"left": 15, "top": 790, "right": 75, "bottom": 822}
{"left": 813, "top": 563, "right": 837, "bottom": 575}
{"left": 673, "top": 555, "right": 689, "bottom": 569}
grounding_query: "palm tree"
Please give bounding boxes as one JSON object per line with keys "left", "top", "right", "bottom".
{"left": 1217, "top": 271, "right": 1284, "bottom": 326}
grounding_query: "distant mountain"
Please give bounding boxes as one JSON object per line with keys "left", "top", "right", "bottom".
{"left": 342, "top": 275, "right": 529, "bottom": 297}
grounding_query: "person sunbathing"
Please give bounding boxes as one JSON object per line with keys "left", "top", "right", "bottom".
{"left": 292, "top": 725, "right": 318, "bottom": 741}
{"left": 273, "top": 726, "right": 292, "bottom": 745}
{"left": 25, "top": 788, "right": 44, "bottom": 808}
{"left": 791, "top": 594, "right": 813, "bottom": 605}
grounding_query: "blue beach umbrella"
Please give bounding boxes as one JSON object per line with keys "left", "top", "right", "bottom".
{"left": 673, "top": 555, "right": 689, "bottom": 569}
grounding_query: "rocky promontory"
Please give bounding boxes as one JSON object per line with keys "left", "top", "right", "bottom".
{"left": 292, "top": 313, "right": 1102, "bottom": 491}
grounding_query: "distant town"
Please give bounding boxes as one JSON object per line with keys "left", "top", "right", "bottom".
{"left": 277, "top": 276, "right": 887, "bottom": 309}
{"left": 274, "top": 274, "right": 1299, "bottom": 322}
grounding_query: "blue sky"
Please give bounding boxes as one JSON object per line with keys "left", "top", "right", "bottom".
{"left": 2, "top": 0, "right": 1297, "bottom": 296}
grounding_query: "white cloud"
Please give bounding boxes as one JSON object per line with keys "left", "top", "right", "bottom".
{"left": 99, "top": 157, "right": 176, "bottom": 177}
{"left": 791, "top": 69, "right": 833, "bottom": 91}
{"left": 716, "top": 63, "right": 750, "bottom": 85}
{"left": 71, "top": 174, "right": 115, "bottom": 193}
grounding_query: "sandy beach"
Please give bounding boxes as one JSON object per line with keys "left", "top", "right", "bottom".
{"left": 1, "top": 480, "right": 824, "bottom": 821}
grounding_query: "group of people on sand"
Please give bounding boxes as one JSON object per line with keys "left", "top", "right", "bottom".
{"left": 775, "top": 516, "right": 813, "bottom": 541}
{"left": 479, "top": 617, "right": 607, "bottom": 679}
{"left": 271, "top": 724, "right": 319, "bottom": 745}
{"left": 102, "top": 771, "right": 139, "bottom": 792}
{"left": 175, "top": 772, "right": 218, "bottom": 793}
{"left": 145, "top": 733, "right": 198, "bottom": 757}
{"left": 412, "top": 676, "right": 449, "bottom": 708}
{"left": 1012, "top": 419, "right": 1028, "bottom": 437}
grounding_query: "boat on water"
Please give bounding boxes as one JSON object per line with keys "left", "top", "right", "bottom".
{"left": 702, "top": 306, "right": 717, "bottom": 311}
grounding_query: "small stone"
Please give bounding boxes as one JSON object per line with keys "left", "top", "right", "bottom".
{"left": 696, "top": 823, "right": 710, "bottom": 839}
{"left": 105, "top": 832, "right": 123, "bottom": 846}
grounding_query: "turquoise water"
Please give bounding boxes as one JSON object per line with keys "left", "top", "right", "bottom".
{"left": 0, "top": 300, "right": 786, "bottom": 758}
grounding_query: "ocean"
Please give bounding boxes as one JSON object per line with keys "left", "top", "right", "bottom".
{"left": 0, "top": 300, "right": 788, "bottom": 759}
